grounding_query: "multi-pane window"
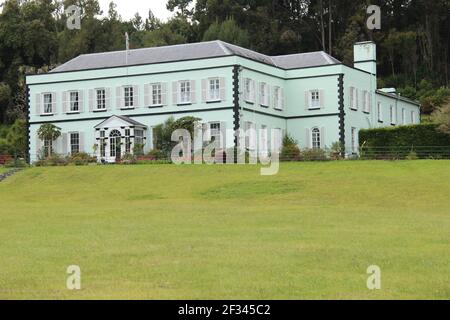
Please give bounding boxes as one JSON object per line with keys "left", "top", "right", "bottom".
{"left": 43, "top": 93, "right": 53, "bottom": 114}
{"left": 312, "top": 128, "right": 321, "bottom": 149}
{"left": 100, "top": 131, "right": 106, "bottom": 158}
{"left": 363, "top": 91, "right": 370, "bottom": 113}
{"left": 179, "top": 81, "right": 191, "bottom": 104}
{"left": 124, "top": 86, "right": 134, "bottom": 108}
{"left": 151, "top": 84, "right": 162, "bottom": 106}
{"left": 208, "top": 78, "right": 220, "bottom": 101}
{"left": 390, "top": 105, "right": 395, "bottom": 124}
{"left": 135, "top": 129, "right": 144, "bottom": 146}
{"left": 245, "top": 78, "right": 254, "bottom": 102}
{"left": 125, "top": 129, "right": 131, "bottom": 154}
{"left": 260, "top": 83, "right": 269, "bottom": 106}
{"left": 69, "top": 91, "right": 79, "bottom": 112}
{"left": 44, "top": 138, "right": 52, "bottom": 157}
{"left": 350, "top": 87, "right": 357, "bottom": 110}
{"left": 351, "top": 127, "right": 357, "bottom": 153}
{"left": 377, "top": 102, "right": 383, "bottom": 122}
{"left": 210, "top": 122, "right": 221, "bottom": 145}
{"left": 96, "top": 89, "right": 106, "bottom": 110}
{"left": 260, "top": 125, "right": 268, "bottom": 155}
{"left": 310, "top": 90, "right": 320, "bottom": 109}
{"left": 70, "top": 132, "right": 80, "bottom": 154}
{"left": 274, "top": 87, "right": 283, "bottom": 110}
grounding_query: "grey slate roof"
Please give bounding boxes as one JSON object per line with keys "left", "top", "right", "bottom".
{"left": 50, "top": 40, "right": 341, "bottom": 73}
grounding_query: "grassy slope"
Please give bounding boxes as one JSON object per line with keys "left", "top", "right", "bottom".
{"left": 0, "top": 161, "right": 448, "bottom": 300}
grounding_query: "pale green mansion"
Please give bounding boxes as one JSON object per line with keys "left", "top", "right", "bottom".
{"left": 26, "top": 40, "right": 420, "bottom": 163}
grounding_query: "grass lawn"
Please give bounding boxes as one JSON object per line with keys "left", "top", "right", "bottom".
{"left": 0, "top": 166, "right": 8, "bottom": 174}
{"left": 0, "top": 161, "right": 448, "bottom": 300}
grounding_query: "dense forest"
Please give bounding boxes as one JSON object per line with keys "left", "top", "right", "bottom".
{"left": 0, "top": 0, "right": 449, "bottom": 125}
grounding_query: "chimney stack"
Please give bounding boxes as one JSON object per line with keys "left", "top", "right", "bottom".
{"left": 354, "top": 41, "right": 377, "bottom": 75}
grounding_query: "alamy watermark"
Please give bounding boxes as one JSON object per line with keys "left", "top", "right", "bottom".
{"left": 170, "top": 125, "right": 281, "bottom": 176}
{"left": 66, "top": 265, "right": 81, "bottom": 290}
{"left": 366, "top": 5, "right": 381, "bottom": 30}
{"left": 366, "top": 265, "right": 381, "bottom": 290}
{"left": 65, "top": 5, "right": 81, "bottom": 30}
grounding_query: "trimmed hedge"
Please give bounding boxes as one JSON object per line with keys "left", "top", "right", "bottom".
{"left": 359, "top": 124, "right": 450, "bottom": 159}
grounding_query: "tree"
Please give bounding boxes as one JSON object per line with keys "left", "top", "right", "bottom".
{"left": 6, "top": 118, "right": 27, "bottom": 160}
{"left": 153, "top": 116, "right": 201, "bottom": 155}
{"left": 37, "top": 124, "right": 61, "bottom": 157}
{"left": 432, "top": 98, "right": 450, "bottom": 137}
{"left": 202, "top": 19, "right": 250, "bottom": 48}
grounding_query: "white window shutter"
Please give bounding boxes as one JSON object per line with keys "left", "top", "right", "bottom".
{"left": 133, "top": 85, "right": 139, "bottom": 107}
{"left": 251, "top": 80, "right": 256, "bottom": 102}
{"left": 144, "top": 84, "right": 150, "bottom": 106}
{"left": 349, "top": 87, "right": 353, "bottom": 109}
{"left": 105, "top": 88, "right": 111, "bottom": 110}
{"left": 161, "top": 83, "right": 167, "bottom": 105}
{"left": 356, "top": 89, "right": 360, "bottom": 110}
{"left": 308, "top": 91, "right": 313, "bottom": 109}
{"left": 116, "top": 87, "right": 121, "bottom": 109}
{"left": 219, "top": 77, "right": 226, "bottom": 101}
{"left": 369, "top": 93, "right": 372, "bottom": 113}
{"left": 319, "top": 90, "right": 325, "bottom": 109}
{"left": 305, "top": 128, "right": 311, "bottom": 148}
{"left": 281, "top": 88, "right": 284, "bottom": 109}
{"left": 62, "top": 133, "right": 68, "bottom": 155}
{"left": 305, "top": 91, "right": 309, "bottom": 110}
{"left": 201, "top": 79, "right": 207, "bottom": 102}
{"left": 320, "top": 127, "right": 326, "bottom": 149}
{"left": 79, "top": 132, "right": 84, "bottom": 153}
{"left": 89, "top": 89, "right": 94, "bottom": 112}
{"left": 35, "top": 94, "right": 41, "bottom": 115}
{"left": 51, "top": 92, "right": 57, "bottom": 114}
{"left": 172, "top": 82, "right": 178, "bottom": 105}
{"left": 244, "top": 78, "right": 249, "bottom": 101}
{"left": 190, "top": 80, "right": 196, "bottom": 103}
{"left": 36, "top": 135, "right": 43, "bottom": 156}
{"left": 77, "top": 90, "right": 83, "bottom": 112}
{"left": 266, "top": 84, "right": 270, "bottom": 106}
{"left": 62, "top": 91, "right": 68, "bottom": 114}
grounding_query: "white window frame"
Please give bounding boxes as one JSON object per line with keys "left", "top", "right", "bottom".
{"left": 350, "top": 87, "right": 358, "bottom": 110}
{"left": 390, "top": 105, "right": 396, "bottom": 125}
{"left": 135, "top": 129, "right": 144, "bottom": 147}
{"left": 311, "top": 127, "right": 321, "bottom": 149}
{"left": 96, "top": 88, "right": 106, "bottom": 110}
{"left": 411, "top": 111, "right": 416, "bottom": 124}
{"left": 274, "top": 87, "right": 283, "bottom": 110}
{"left": 351, "top": 127, "right": 357, "bottom": 153}
{"left": 363, "top": 91, "right": 370, "bottom": 113}
{"left": 179, "top": 80, "right": 191, "bottom": 104}
{"left": 124, "top": 86, "right": 134, "bottom": 108}
{"left": 208, "top": 78, "right": 220, "bottom": 102}
{"left": 70, "top": 132, "right": 80, "bottom": 155}
{"left": 43, "top": 138, "right": 53, "bottom": 157}
{"left": 260, "top": 82, "right": 269, "bottom": 107}
{"left": 68, "top": 91, "right": 79, "bottom": 113}
{"left": 150, "top": 83, "right": 163, "bottom": 106}
{"left": 43, "top": 93, "right": 53, "bottom": 115}
{"left": 377, "top": 102, "right": 383, "bottom": 122}
{"left": 100, "top": 131, "right": 106, "bottom": 158}
{"left": 245, "top": 78, "right": 255, "bottom": 103}
{"left": 402, "top": 108, "right": 406, "bottom": 125}
{"left": 310, "top": 90, "right": 320, "bottom": 109}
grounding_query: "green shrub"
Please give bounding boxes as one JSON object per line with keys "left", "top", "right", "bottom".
{"left": 359, "top": 124, "right": 450, "bottom": 159}
{"left": 67, "top": 153, "right": 97, "bottom": 166}
{"left": 35, "top": 154, "right": 68, "bottom": 167}
{"left": 121, "top": 153, "right": 137, "bottom": 165}
{"left": 281, "top": 134, "right": 301, "bottom": 161}
{"left": 4, "top": 158, "right": 27, "bottom": 168}
{"left": 406, "top": 151, "right": 418, "bottom": 160}
{"left": 146, "top": 149, "right": 167, "bottom": 160}
{"left": 302, "top": 148, "right": 328, "bottom": 161}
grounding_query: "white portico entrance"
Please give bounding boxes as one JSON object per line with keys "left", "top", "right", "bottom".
{"left": 94, "top": 115, "right": 147, "bottom": 163}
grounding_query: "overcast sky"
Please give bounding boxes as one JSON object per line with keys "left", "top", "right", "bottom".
{"left": 0, "top": 0, "right": 177, "bottom": 21}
